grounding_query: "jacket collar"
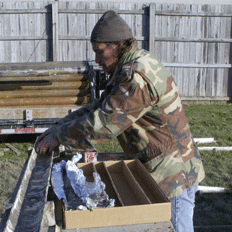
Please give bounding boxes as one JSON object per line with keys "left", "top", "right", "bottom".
{"left": 106, "top": 43, "right": 142, "bottom": 86}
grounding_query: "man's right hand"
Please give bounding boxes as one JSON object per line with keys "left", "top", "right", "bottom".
{"left": 35, "top": 127, "right": 60, "bottom": 155}
{"left": 37, "top": 127, "right": 55, "bottom": 143}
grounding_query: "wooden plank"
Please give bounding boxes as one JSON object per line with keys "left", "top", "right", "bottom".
{"left": 3, "top": 3, "right": 11, "bottom": 62}
{"left": 0, "top": 96, "right": 90, "bottom": 107}
{"left": 0, "top": 60, "right": 86, "bottom": 70}
{"left": 0, "top": 74, "right": 88, "bottom": 81}
{"left": 221, "top": 67, "right": 229, "bottom": 97}
{"left": 0, "top": 106, "right": 82, "bottom": 120}
{"left": 0, "top": 9, "right": 50, "bottom": 14}
{"left": 86, "top": 2, "right": 96, "bottom": 61}
{"left": 18, "top": 2, "right": 26, "bottom": 62}
{"left": 49, "top": 222, "right": 175, "bottom": 232}
{"left": 126, "top": 3, "right": 133, "bottom": 42}
{"left": 58, "top": 9, "right": 146, "bottom": 15}
{"left": 0, "top": 150, "right": 5, "bottom": 157}
{"left": 0, "top": 80, "right": 89, "bottom": 91}
{"left": 160, "top": 4, "right": 168, "bottom": 63}
{"left": 149, "top": 4, "right": 156, "bottom": 55}
{"left": 177, "top": 68, "right": 183, "bottom": 95}
{"left": 52, "top": 1, "right": 59, "bottom": 61}
{"left": 154, "top": 11, "right": 232, "bottom": 17}
{"left": 5, "top": 143, "right": 21, "bottom": 156}
{"left": 0, "top": 89, "right": 89, "bottom": 99}
{"left": 0, "top": 36, "right": 51, "bottom": 41}
{"left": 10, "top": 2, "right": 18, "bottom": 63}
{"left": 152, "top": 37, "right": 232, "bottom": 43}
{"left": 0, "top": 9, "right": 3, "bottom": 62}
{"left": 206, "top": 6, "right": 215, "bottom": 94}
{"left": 200, "top": 68, "right": 206, "bottom": 96}
{"left": 58, "top": 35, "right": 147, "bottom": 41}
{"left": 163, "top": 63, "right": 232, "bottom": 68}
{"left": 23, "top": 1, "right": 33, "bottom": 62}
{"left": 205, "top": 68, "right": 213, "bottom": 96}
{"left": 182, "top": 66, "right": 188, "bottom": 96}
{"left": 181, "top": 96, "right": 230, "bottom": 101}
{"left": 154, "top": 14, "right": 161, "bottom": 58}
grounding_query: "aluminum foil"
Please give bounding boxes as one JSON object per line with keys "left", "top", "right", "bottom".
{"left": 51, "top": 153, "right": 115, "bottom": 210}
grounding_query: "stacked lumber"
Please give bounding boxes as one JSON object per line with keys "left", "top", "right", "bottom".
{"left": 0, "top": 61, "right": 90, "bottom": 107}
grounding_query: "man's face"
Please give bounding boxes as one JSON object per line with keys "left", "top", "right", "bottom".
{"left": 92, "top": 42, "right": 121, "bottom": 74}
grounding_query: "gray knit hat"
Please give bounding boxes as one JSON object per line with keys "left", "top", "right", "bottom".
{"left": 90, "top": 10, "right": 133, "bottom": 42}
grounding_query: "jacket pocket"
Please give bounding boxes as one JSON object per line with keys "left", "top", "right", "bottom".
{"left": 142, "top": 153, "right": 165, "bottom": 173}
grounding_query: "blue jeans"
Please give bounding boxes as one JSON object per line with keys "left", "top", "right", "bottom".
{"left": 170, "top": 185, "right": 198, "bottom": 232}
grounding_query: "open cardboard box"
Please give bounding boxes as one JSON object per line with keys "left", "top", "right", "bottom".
{"left": 60, "top": 159, "right": 171, "bottom": 229}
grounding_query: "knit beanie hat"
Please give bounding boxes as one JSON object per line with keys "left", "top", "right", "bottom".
{"left": 90, "top": 10, "right": 134, "bottom": 42}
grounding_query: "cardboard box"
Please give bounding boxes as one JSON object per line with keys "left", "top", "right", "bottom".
{"left": 62, "top": 160, "right": 171, "bottom": 229}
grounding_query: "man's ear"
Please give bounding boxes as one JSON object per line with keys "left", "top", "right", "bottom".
{"left": 117, "top": 41, "right": 125, "bottom": 51}
{"left": 120, "top": 41, "right": 124, "bottom": 47}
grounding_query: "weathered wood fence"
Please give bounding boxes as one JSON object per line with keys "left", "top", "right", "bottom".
{"left": 0, "top": 1, "right": 231, "bottom": 101}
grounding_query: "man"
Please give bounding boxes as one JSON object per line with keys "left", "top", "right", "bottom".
{"left": 36, "top": 10, "right": 205, "bottom": 232}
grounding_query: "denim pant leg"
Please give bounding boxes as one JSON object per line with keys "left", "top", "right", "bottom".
{"left": 170, "top": 185, "right": 198, "bottom": 232}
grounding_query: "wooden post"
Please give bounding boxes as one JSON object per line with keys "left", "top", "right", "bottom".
{"left": 149, "top": 4, "right": 156, "bottom": 55}
{"left": 52, "top": 1, "right": 59, "bottom": 61}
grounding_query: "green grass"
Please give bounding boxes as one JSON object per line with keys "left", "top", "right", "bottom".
{"left": 0, "top": 142, "right": 32, "bottom": 160}
{"left": 0, "top": 143, "right": 33, "bottom": 217}
{"left": 184, "top": 104, "right": 232, "bottom": 190}
{"left": 0, "top": 159, "right": 26, "bottom": 214}
{"left": 199, "top": 150, "right": 232, "bottom": 189}
{"left": 95, "top": 138, "right": 123, "bottom": 153}
{"left": 184, "top": 104, "right": 232, "bottom": 146}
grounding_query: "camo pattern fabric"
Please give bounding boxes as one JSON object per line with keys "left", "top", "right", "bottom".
{"left": 54, "top": 46, "right": 205, "bottom": 198}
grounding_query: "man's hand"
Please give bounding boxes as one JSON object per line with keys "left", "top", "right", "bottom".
{"left": 36, "top": 128, "right": 60, "bottom": 155}
{"left": 36, "top": 127, "right": 55, "bottom": 143}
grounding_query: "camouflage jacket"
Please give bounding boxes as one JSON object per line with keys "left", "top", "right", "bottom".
{"left": 55, "top": 46, "right": 205, "bottom": 198}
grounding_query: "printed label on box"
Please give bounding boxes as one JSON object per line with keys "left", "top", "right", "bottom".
{"left": 84, "top": 152, "right": 97, "bottom": 163}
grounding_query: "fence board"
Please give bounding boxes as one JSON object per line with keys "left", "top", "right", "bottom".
{"left": 153, "top": 3, "right": 232, "bottom": 99}
{"left": 0, "top": 1, "right": 231, "bottom": 100}
{"left": 52, "top": 1, "right": 59, "bottom": 61}
{"left": 149, "top": 4, "right": 155, "bottom": 55}
{"left": 0, "top": 1, "right": 52, "bottom": 63}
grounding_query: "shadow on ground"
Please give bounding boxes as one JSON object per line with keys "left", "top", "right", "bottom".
{"left": 194, "top": 192, "right": 232, "bottom": 232}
